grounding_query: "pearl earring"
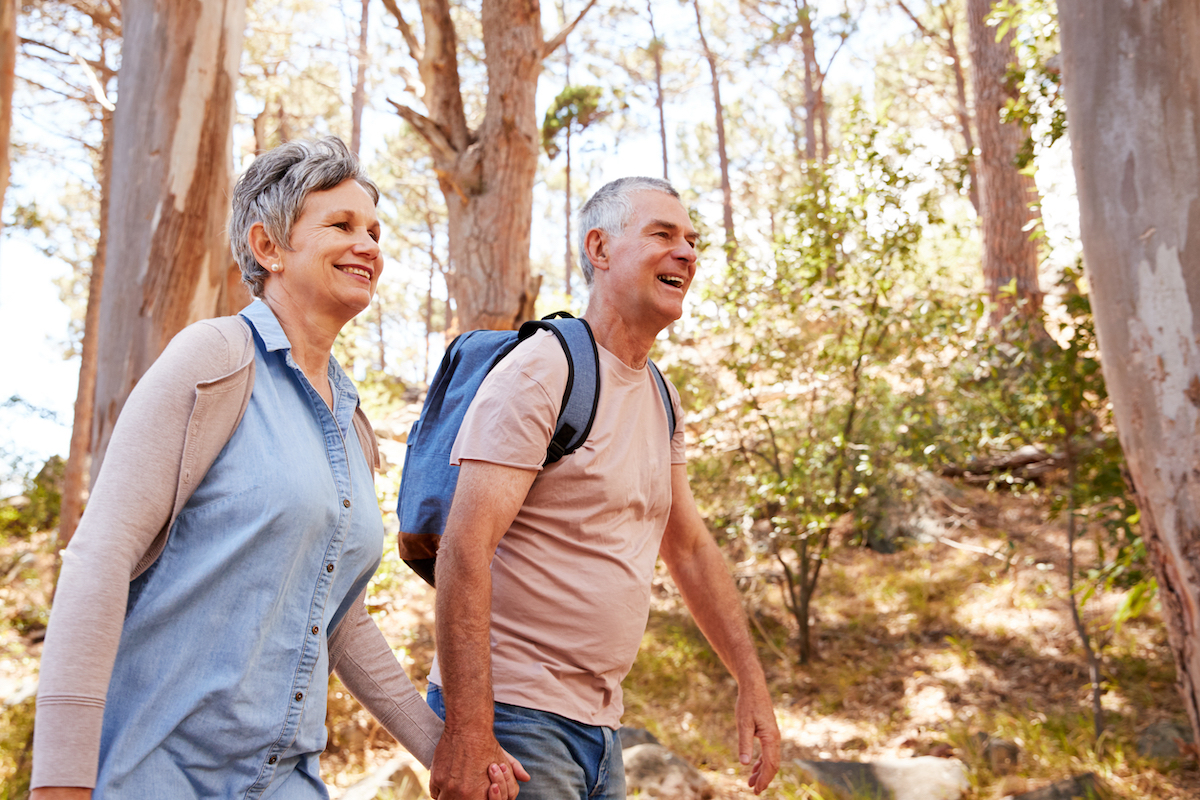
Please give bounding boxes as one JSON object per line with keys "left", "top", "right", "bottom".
{"left": 269, "top": 263, "right": 280, "bottom": 273}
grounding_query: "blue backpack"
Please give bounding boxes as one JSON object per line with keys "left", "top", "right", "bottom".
{"left": 395, "top": 312, "right": 676, "bottom": 586}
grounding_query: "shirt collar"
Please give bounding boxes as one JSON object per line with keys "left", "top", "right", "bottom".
{"left": 240, "top": 298, "right": 293, "bottom": 353}
{"left": 239, "top": 298, "right": 360, "bottom": 408}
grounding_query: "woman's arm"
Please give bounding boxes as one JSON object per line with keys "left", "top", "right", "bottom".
{"left": 329, "top": 596, "right": 444, "bottom": 768}
{"left": 32, "top": 320, "right": 252, "bottom": 790}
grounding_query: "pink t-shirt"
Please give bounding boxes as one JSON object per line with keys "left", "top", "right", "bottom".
{"left": 429, "top": 329, "right": 685, "bottom": 728}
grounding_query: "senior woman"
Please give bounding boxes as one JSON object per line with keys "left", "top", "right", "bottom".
{"left": 31, "top": 138, "right": 525, "bottom": 799}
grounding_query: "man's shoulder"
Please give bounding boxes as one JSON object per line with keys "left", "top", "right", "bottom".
{"left": 488, "top": 328, "right": 572, "bottom": 392}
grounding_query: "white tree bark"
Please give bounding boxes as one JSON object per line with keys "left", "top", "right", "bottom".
{"left": 92, "top": 0, "right": 247, "bottom": 475}
{"left": 1059, "top": 0, "right": 1200, "bottom": 743}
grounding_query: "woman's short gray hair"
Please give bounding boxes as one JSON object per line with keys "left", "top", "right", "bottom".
{"left": 577, "top": 177, "right": 680, "bottom": 287}
{"left": 230, "top": 136, "right": 380, "bottom": 297}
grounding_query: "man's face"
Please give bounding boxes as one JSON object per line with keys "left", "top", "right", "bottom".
{"left": 600, "top": 190, "right": 699, "bottom": 326}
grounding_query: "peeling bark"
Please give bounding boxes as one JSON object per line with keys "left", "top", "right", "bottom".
{"left": 1059, "top": 0, "right": 1200, "bottom": 745}
{"left": 92, "top": 0, "right": 247, "bottom": 475}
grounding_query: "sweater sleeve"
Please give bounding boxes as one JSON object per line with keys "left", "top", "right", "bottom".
{"left": 32, "top": 320, "right": 251, "bottom": 790}
{"left": 331, "top": 594, "right": 444, "bottom": 768}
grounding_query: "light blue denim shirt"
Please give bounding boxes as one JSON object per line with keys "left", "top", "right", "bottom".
{"left": 93, "top": 300, "right": 385, "bottom": 799}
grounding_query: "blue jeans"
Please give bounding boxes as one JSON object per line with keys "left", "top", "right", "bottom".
{"left": 426, "top": 684, "right": 625, "bottom": 800}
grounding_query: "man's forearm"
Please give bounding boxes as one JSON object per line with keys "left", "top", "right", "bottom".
{"left": 434, "top": 546, "right": 497, "bottom": 734}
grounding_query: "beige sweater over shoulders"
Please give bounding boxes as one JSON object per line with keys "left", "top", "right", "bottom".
{"left": 32, "top": 315, "right": 442, "bottom": 790}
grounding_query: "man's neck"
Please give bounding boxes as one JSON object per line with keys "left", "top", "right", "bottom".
{"left": 582, "top": 303, "right": 660, "bottom": 370}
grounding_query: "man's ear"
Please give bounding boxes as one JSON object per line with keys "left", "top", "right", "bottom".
{"left": 584, "top": 228, "right": 608, "bottom": 273}
{"left": 247, "top": 222, "right": 282, "bottom": 268}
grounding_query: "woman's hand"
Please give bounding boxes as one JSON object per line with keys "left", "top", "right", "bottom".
{"left": 30, "top": 789, "right": 92, "bottom": 800}
{"left": 485, "top": 748, "right": 531, "bottom": 798}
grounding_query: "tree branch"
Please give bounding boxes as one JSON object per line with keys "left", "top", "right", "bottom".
{"left": 542, "top": 0, "right": 600, "bottom": 58}
{"left": 895, "top": 0, "right": 937, "bottom": 41}
{"left": 379, "top": 0, "right": 423, "bottom": 60}
{"left": 387, "top": 98, "right": 457, "bottom": 162}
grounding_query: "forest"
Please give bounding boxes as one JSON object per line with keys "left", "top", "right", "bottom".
{"left": 2, "top": 0, "right": 1200, "bottom": 797}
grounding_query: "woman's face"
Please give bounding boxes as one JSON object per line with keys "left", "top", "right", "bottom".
{"left": 272, "top": 178, "right": 383, "bottom": 323}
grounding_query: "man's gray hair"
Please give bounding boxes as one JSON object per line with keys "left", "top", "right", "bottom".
{"left": 229, "top": 136, "right": 380, "bottom": 298}
{"left": 577, "top": 177, "right": 680, "bottom": 287}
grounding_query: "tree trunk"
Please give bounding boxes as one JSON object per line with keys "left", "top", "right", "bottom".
{"left": 59, "top": 106, "right": 115, "bottom": 547}
{"left": 564, "top": 127, "right": 573, "bottom": 296}
{"left": 966, "top": 0, "right": 1043, "bottom": 325}
{"left": 940, "top": 3, "right": 980, "bottom": 215}
{"left": 646, "top": 0, "right": 668, "bottom": 181}
{"left": 92, "top": 0, "right": 247, "bottom": 476}
{"left": 692, "top": 0, "right": 736, "bottom": 263}
{"left": 350, "top": 0, "right": 369, "bottom": 156}
{"left": 1059, "top": 0, "right": 1200, "bottom": 747}
{"left": 559, "top": 0, "right": 573, "bottom": 297}
{"left": 0, "top": 0, "right": 16, "bottom": 232}
{"left": 385, "top": 0, "right": 595, "bottom": 331}
{"left": 799, "top": 2, "right": 819, "bottom": 163}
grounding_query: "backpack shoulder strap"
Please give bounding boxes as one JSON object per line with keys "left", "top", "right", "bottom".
{"left": 518, "top": 312, "right": 600, "bottom": 464}
{"left": 647, "top": 359, "right": 677, "bottom": 440}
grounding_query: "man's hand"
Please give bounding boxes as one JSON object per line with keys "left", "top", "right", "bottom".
{"left": 30, "top": 790, "right": 92, "bottom": 800}
{"left": 736, "top": 684, "right": 781, "bottom": 794}
{"left": 430, "top": 728, "right": 530, "bottom": 800}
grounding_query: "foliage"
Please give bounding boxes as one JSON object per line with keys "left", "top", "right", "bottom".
{"left": 929, "top": 263, "right": 1147, "bottom": 738}
{"left": 939, "top": 266, "right": 1145, "bottom": 596}
{"left": 682, "top": 101, "right": 955, "bottom": 662}
{"left": 541, "top": 85, "right": 607, "bottom": 160}
{"left": 0, "top": 697, "right": 35, "bottom": 800}
{"left": 991, "top": 0, "right": 1067, "bottom": 170}
{"left": 1, "top": 399, "right": 65, "bottom": 541}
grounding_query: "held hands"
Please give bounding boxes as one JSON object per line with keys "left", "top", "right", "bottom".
{"left": 736, "top": 684, "right": 782, "bottom": 795}
{"left": 430, "top": 728, "right": 530, "bottom": 800}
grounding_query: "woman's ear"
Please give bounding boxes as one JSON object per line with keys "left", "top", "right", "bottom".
{"left": 247, "top": 222, "right": 281, "bottom": 269}
{"left": 584, "top": 228, "right": 608, "bottom": 273}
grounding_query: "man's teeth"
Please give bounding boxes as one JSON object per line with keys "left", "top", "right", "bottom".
{"left": 659, "top": 276, "right": 683, "bottom": 287}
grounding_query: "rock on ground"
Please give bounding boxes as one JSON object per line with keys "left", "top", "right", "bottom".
{"left": 1137, "top": 721, "right": 1194, "bottom": 761}
{"left": 796, "top": 756, "right": 969, "bottom": 800}
{"left": 623, "top": 743, "right": 713, "bottom": 800}
{"left": 1007, "top": 773, "right": 1109, "bottom": 800}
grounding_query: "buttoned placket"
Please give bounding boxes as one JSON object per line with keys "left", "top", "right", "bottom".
{"left": 248, "top": 356, "right": 359, "bottom": 798}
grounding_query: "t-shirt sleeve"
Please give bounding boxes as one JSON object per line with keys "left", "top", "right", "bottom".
{"left": 667, "top": 378, "right": 686, "bottom": 465}
{"left": 450, "top": 330, "right": 568, "bottom": 471}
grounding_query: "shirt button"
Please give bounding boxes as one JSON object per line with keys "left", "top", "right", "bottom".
{"left": 311, "top": 625, "right": 319, "bottom": 635}
{"left": 268, "top": 755, "right": 278, "bottom": 765}
{"left": 343, "top": 498, "right": 351, "bottom": 508}
{"left": 295, "top": 692, "right": 303, "bottom": 702}
{"left": 326, "top": 563, "right": 334, "bottom": 573}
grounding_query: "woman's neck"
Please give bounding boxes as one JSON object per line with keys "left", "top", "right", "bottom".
{"left": 261, "top": 294, "right": 339, "bottom": 406}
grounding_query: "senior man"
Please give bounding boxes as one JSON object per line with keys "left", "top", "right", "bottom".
{"left": 427, "top": 177, "right": 781, "bottom": 800}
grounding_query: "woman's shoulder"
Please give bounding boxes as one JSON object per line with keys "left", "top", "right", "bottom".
{"left": 154, "top": 314, "right": 256, "bottom": 387}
